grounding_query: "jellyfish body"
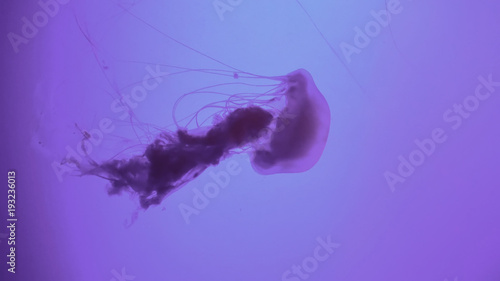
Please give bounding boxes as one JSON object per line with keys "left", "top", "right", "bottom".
{"left": 78, "top": 68, "right": 330, "bottom": 208}
{"left": 250, "top": 69, "right": 331, "bottom": 175}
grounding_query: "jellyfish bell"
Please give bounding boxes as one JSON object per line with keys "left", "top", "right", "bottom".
{"left": 250, "top": 68, "right": 331, "bottom": 175}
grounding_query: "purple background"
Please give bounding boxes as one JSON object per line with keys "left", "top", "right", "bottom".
{"left": 1, "top": 0, "right": 500, "bottom": 280}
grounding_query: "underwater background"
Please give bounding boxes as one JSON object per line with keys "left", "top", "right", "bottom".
{"left": 1, "top": 0, "right": 500, "bottom": 280}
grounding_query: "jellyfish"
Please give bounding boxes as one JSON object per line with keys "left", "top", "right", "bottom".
{"left": 69, "top": 4, "right": 333, "bottom": 209}
{"left": 76, "top": 66, "right": 330, "bottom": 209}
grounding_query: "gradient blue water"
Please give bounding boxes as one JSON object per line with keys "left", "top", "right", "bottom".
{"left": 2, "top": 0, "right": 500, "bottom": 280}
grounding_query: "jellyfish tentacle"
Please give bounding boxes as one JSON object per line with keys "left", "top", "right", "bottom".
{"left": 172, "top": 81, "right": 284, "bottom": 129}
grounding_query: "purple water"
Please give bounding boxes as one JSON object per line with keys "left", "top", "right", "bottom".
{"left": 1, "top": 0, "right": 500, "bottom": 281}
